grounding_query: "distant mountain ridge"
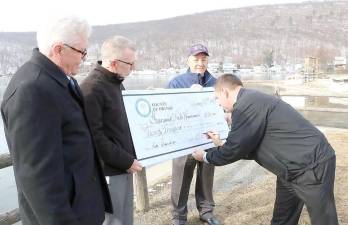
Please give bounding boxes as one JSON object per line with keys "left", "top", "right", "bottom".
{"left": 1, "top": 1, "right": 348, "bottom": 73}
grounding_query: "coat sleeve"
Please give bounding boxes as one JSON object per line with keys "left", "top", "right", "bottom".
{"left": 206, "top": 100, "right": 267, "bottom": 166}
{"left": 167, "top": 78, "right": 180, "bottom": 88}
{"left": 81, "top": 84, "right": 134, "bottom": 171}
{"left": 2, "top": 81, "right": 81, "bottom": 225}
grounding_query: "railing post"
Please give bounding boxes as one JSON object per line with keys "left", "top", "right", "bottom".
{"left": 134, "top": 168, "right": 149, "bottom": 212}
{"left": 274, "top": 85, "right": 280, "bottom": 98}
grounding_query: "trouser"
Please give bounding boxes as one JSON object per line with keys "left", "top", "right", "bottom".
{"left": 103, "top": 174, "right": 134, "bottom": 225}
{"left": 171, "top": 155, "right": 215, "bottom": 223}
{"left": 271, "top": 156, "right": 338, "bottom": 225}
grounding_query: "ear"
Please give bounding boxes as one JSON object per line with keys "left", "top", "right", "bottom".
{"left": 221, "top": 87, "right": 229, "bottom": 99}
{"left": 112, "top": 60, "right": 118, "bottom": 69}
{"left": 110, "top": 60, "right": 119, "bottom": 73}
{"left": 51, "top": 43, "right": 63, "bottom": 56}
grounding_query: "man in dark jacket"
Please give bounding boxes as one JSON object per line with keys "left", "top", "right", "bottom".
{"left": 1, "top": 16, "right": 112, "bottom": 225}
{"left": 81, "top": 35, "right": 142, "bottom": 225}
{"left": 167, "top": 44, "right": 221, "bottom": 225}
{"left": 193, "top": 74, "right": 339, "bottom": 225}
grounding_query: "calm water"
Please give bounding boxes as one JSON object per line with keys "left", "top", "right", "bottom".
{"left": 0, "top": 73, "right": 347, "bottom": 216}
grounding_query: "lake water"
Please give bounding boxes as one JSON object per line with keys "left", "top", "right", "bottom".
{"left": 0, "top": 73, "right": 347, "bottom": 219}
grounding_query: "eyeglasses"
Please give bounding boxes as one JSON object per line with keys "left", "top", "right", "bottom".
{"left": 63, "top": 43, "right": 87, "bottom": 60}
{"left": 114, "top": 59, "right": 134, "bottom": 67}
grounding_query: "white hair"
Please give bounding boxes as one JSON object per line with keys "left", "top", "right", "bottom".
{"left": 37, "top": 15, "right": 91, "bottom": 56}
{"left": 101, "top": 35, "right": 136, "bottom": 61}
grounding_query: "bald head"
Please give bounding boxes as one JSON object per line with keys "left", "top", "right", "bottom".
{"left": 214, "top": 74, "right": 243, "bottom": 113}
{"left": 215, "top": 74, "right": 243, "bottom": 92}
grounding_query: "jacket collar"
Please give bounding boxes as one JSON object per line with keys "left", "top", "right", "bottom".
{"left": 29, "top": 48, "right": 70, "bottom": 87}
{"left": 185, "top": 68, "right": 214, "bottom": 87}
{"left": 233, "top": 87, "right": 245, "bottom": 109}
{"left": 237, "top": 87, "right": 244, "bottom": 100}
{"left": 94, "top": 61, "right": 124, "bottom": 84}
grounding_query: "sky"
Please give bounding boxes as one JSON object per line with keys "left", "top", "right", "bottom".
{"left": 0, "top": 0, "right": 310, "bottom": 32}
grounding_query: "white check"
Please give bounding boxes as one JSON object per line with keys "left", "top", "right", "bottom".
{"left": 122, "top": 87, "right": 229, "bottom": 167}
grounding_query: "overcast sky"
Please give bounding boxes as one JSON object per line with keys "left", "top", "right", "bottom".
{"left": 0, "top": 0, "right": 312, "bottom": 32}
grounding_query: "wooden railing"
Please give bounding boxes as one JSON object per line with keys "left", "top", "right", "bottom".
{"left": 0, "top": 153, "right": 20, "bottom": 225}
{"left": 0, "top": 208, "right": 20, "bottom": 225}
{"left": 0, "top": 153, "right": 11, "bottom": 169}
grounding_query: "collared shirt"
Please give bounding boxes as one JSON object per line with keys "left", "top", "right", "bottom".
{"left": 203, "top": 152, "right": 209, "bottom": 163}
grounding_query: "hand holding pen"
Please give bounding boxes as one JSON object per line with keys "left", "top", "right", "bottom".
{"left": 203, "top": 131, "right": 223, "bottom": 147}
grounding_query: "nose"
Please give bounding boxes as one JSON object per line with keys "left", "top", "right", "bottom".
{"left": 197, "top": 60, "right": 205, "bottom": 66}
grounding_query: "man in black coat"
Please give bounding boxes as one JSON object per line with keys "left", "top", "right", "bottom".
{"left": 192, "top": 74, "right": 339, "bottom": 225}
{"left": 81, "top": 35, "right": 142, "bottom": 225}
{"left": 1, "top": 16, "right": 112, "bottom": 225}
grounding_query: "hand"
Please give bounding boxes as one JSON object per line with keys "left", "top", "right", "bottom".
{"left": 192, "top": 149, "right": 206, "bottom": 161}
{"left": 127, "top": 159, "right": 143, "bottom": 173}
{"left": 190, "top": 84, "right": 203, "bottom": 91}
{"left": 204, "top": 131, "right": 222, "bottom": 147}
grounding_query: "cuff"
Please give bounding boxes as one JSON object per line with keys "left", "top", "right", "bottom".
{"left": 203, "top": 152, "right": 209, "bottom": 164}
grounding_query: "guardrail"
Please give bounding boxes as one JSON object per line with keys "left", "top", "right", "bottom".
{"left": 0, "top": 208, "right": 20, "bottom": 225}
{"left": 0, "top": 153, "right": 20, "bottom": 225}
{"left": 0, "top": 153, "right": 11, "bottom": 169}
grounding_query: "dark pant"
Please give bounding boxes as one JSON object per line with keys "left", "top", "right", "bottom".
{"left": 171, "top": 155, "right": 215, "bottom": 223}
{"left": 271, "top": 156, "right": 338, "bottom": 225}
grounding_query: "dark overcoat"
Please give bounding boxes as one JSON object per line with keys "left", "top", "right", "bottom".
{"left": 1, "top": 49, "right": 112, "bottom": 225}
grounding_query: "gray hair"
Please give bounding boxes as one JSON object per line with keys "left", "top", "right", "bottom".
{"left": 101, "top": 35, "right": 136, "bottom": 61}
{"left": 37, "top": 16, "right": 91, "bottom": 56}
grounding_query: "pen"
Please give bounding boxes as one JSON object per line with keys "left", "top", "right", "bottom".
{"left": 202, "top": 131, "right": 218, "bottom": 135}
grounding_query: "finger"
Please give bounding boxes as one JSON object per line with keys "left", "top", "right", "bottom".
{"left": 202, "top": 133, "right": 209, "bottom": 138}
{"left": 208, "top": 131, "right": 218, "bottom": 136}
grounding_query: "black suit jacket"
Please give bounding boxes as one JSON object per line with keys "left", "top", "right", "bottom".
{"left": 1, "top": 49, "right": 112, "bottom": 225}
{"left": 206, "top": 88, "right": 335, "bottom": 181}
{"left": 80, "top": 63, "right": 136, "bottom": 176}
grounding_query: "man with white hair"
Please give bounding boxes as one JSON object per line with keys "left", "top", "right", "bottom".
{"left": 1, "top": 16, "right": 112, "bottom": 225}
{"left": 167, "top": 44, "right": 221, "bottom": 225}
{"left": 81, "top": 35, "right": 142, "bottom": 225}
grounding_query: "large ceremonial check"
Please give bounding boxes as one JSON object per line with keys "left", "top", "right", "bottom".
{"left": 122, "top": 87, "right": 229, "bottom": 166}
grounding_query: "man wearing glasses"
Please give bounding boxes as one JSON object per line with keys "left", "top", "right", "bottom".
{"left": 1, "top": 16, "right": 112, "bottom": 225}
{"left": 81, "top": 35, "right": 142, "bottom": 225}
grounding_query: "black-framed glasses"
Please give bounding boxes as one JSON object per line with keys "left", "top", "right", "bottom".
{"left": 63, "top": 43, "right": 87, "bottom": 59}
{"left": 114, "top": 59, "right": 134, "bottom": 67}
